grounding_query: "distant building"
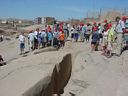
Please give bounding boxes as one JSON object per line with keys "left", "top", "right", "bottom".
{"left": 34, "top": 17, "right": 55, "bottom": 25}
{"left": 18, "top": 20, "right": 22, "bottom": 24}
{"left": 45, "top": 17, "right": 55, "bottom": 25}
{"left": 1, "top": 20, "right": 7, "bottom": 24}
{"left": 20, "top": 20, "right": 33, "bottom": 25}
{"left": 68, "top": 19, "right": 80, "bottom": 26}
{"left": 82, "top": 18, "right": 99, "bottom": 23}
{"left": 34, "top": 17, "right": 42, "bottom": 24}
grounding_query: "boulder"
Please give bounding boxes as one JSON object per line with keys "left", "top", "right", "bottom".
{"left": 0, "top": 51, "right": 72, "bottom": 96}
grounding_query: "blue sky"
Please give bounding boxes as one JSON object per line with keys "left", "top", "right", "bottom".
{"left": 0, "top": 0, "right": 128, "bottom": 20}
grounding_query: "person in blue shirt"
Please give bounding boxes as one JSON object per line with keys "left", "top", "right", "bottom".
{"left": 47, "top": 31, "right": 53, "bottom": 46}
{"left": 91, "top": 31, "right": 100, "bottom": 52}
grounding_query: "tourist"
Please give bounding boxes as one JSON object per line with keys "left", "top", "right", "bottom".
{"left": 92, "top": 22, "right": 99, "bottom": 51}
{"left": 85, "top": 23, "right": 92, "bottom": 42}
{"left": 106, "top": 26, "right": 115, "bottom": 57}
{"left": 37, "top": 31, "right": 42, "bottom": 49}
{"left": 114, "top": 16, "right": 125, "bottom": 56}
{"left": 28, "top": 30, "right": 34, "bottom": 51}
{"left": 0, "top": 55, "right": 6, "bottom": 66}
{"left": 74, "top": 25, "right": 79, "bottom": 42}
{"left": 102, "top": 25, "right": 109, "bottom": 56}
{"left": 92, "top": 22, "right": 98, "bottom": 33}
{"left": 19, "top": 32, "right": 25, "bottom": 55}
{"left": 0, "top": 34, "right": 4, "bottom": 42}
{"left": 60, "top": 22, "right": 63, "bottom": 32}
{"left": 0, "top": 35, "right": 2, "bottom": 42}
{"left": 71, "top": 26, "right": 75, "bottom": 41}
{"left": 59, "top": 31, "right": 65, "bottom": 48}
{"left": 63, "top": 23, "right": 69, "bottom": 38}
{"left": 34, "top": 28, "right": 39, "bottom": 49}
{"left": 47, "top": 25, "right": 52, "bottom": 32}
{"left": 63, "top": 23, "right": 68, "bottom": 38}
{"left": 91, "top": 29, "right": 100, "bottom": 52}
{"left": 103, "top": 19, "right": 109, "bottom": 29}
{"left": 81, "top": 24, "right": 86, "bottom": 42}
{"left": 47, "top": 31, "right": 53, "bottom": 46}
{"left": 97, "top": 23, "right": 103, "bottom": 50}
{"left": 41, "top": 29, "right": 47, "bottom": 48}
{"left": 53, "top": 29, "right": 60, "bottom": 47}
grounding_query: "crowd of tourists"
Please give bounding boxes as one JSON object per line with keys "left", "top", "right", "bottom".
{"left": 18, "top": 23, "right": 67, "bottom": 55}
{"left": 91, "top": 16, "right": 127, "bottom": 58}
{"left": 0, "top": 16, "right": 127, "bottom": 66}
{"left": 18, "top": 16, "right": 127, "bottom": 58}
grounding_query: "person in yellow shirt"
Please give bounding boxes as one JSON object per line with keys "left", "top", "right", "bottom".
{"left": 106, "top": 26, "right": 116, "bottom": 57}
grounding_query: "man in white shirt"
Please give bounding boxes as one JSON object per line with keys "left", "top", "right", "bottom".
{"left": 115, "top": 16, "right": 125, "bottom": 56}
{"left": 28, "top": 30, "right": 34, "bottom": 50}
{"left": 34, "top": 30, "right": 38, "bottom": 37}
{"left": 34, "top": 28, "right": 39, "bottom": 49}
{"left": 19, "top": 32, "right": 25, "bottom": 55}
{"left": 53, "top": 30, "right": 60, "bottom": 46}
{"left": 41, "top": 29, "right": 47, "bottom": 48}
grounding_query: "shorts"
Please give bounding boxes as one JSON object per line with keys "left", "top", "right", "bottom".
{"left": 20, "top": 43, "right": 25, "bottom": 49}
{"left": 91, "top": 42, "right": 97, "bottom": 45}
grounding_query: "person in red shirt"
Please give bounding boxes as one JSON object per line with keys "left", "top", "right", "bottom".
{"left": 103, "top": 19, "right": 112, "bottom": 31}
{"left": 92, "top": 22, "right": 98, "bottom": 33}
{"left": 108, "top": 23, "right": 112, "bottom": 29}
{"left": 47, "top": 25, "right": 51, "bottom": 32}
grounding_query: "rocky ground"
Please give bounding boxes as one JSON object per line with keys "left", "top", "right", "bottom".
{"left": 63, "top": 43, "right": 128, "bottom": 96}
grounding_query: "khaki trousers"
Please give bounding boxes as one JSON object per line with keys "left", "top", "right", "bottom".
{"left": 115, "top": 33, "right": 123, "bottom": 55}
